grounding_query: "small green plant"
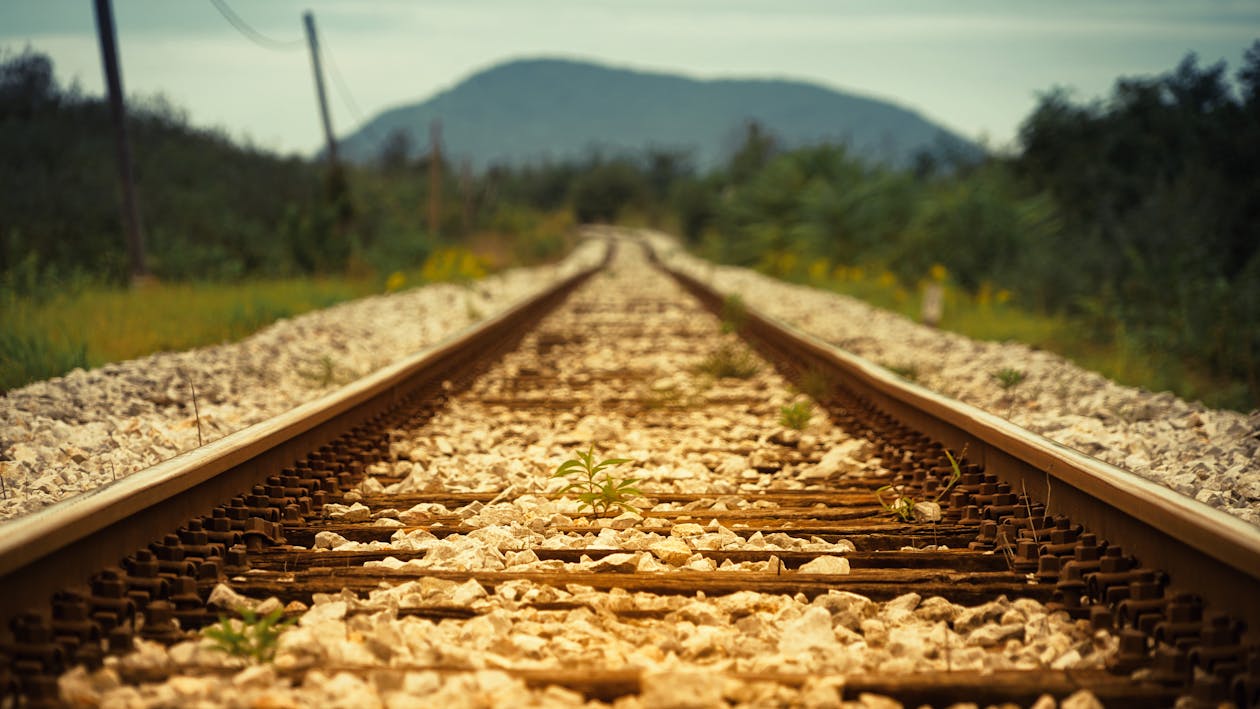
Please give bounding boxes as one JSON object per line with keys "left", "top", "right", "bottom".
{"left": 552, "top": 446, "right": 642, "bottom": 515}
{"left": 695, "top": 343, "right": 759, "bottom": 379}
{"left": 876, "top": 449, "right": 964, "bottom": 523}
{"left": 203, "top": 607, "right": 295, "bottom": 664}
{"left": 779, "top": 401, "right": 813, "bottom": 430}
{"left": 877, "top": 491, "right": 917, "bottom": 522}
{"left": 992, "top": 367, "right": 1026, "bottom": 389}
{"left": 720, "top": 294, "right": 748, "bottom": 333}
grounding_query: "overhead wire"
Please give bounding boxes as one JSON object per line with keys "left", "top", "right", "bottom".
{"left": 208, "top": 0, "right": 305, "bottom": 51}
{"left": 318, "top": 32, "right": 419, "bottom": 214}
{"left": 317, "top": 30, "right": 393, "bottom": 149}
{"left": 209, "top": 0, "right": 395, "bottom": 157}
{"left": 319, "top": 38, "right": 368, "bottom": 127}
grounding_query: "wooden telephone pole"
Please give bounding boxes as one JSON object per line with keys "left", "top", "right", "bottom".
{"left": 92, "top": 0, "right": 149, "bottom": 281}
{"left": 303, "top": 11, "right": 337, "bottom": 166}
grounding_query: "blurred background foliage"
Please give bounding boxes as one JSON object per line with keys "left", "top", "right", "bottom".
{"left": 2, "top": 44, "right": 1257, "bottom": 410}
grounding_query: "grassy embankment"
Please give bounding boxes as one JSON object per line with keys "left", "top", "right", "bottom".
{"left": 0, "top": 247, "right": 490, "bottom": 393}
{"left": 802, "top": 262, "right": 1240, "bottom": 410}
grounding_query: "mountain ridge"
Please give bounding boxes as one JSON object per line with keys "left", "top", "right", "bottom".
{"left": 337, "top": 57, "right": 981, "bottom": 170}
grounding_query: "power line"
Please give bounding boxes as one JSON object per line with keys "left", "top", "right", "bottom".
{"left": 318, "top": 31, "right": 392, "bottom": 148}
{"left": 320, "top": 38, "right": 367, "bottom": 126}
{"left": 209, "top": 0, "right": 305, "bottom": 51}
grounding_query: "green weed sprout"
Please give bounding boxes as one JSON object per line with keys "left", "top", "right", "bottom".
{"left": 696, "top": 343, "right": 759, "bottom": 379}
{"left": 202, "top": 607, "right": 295, "bottom": 664}
{"left": 992, "top": 367, "right": 1026, "bottom": 389}
{"left": 877, "top": 492, "right": 917, "bottom": 522}
{"left": 779, "top": 401, "right": 813, "bottom": 430}
{"left": 876, "top": 449, "right": 964, "bottom": 523}
{"left": 552, "top": 446, "right": 642, "bottom": 515}
{"left": 298, "top": 354, "right": 339, "bottom": 387}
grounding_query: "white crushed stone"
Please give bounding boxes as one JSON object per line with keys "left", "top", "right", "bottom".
{"left": 0, "top": 240, "right": 605, "bottom": 522}
{"left": 68, "top": 583, "right": 1111, "bottom": 708}
{"left": 644, "top": 230, "right": 1260, "bottom": 526}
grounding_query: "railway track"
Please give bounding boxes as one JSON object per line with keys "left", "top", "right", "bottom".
{"left": 3, "top": 233, "right": 1259, "bottom": 707}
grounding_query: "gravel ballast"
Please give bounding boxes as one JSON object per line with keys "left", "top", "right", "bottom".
{"left": 0, "top": 240, "right": 605, "bottom": 522}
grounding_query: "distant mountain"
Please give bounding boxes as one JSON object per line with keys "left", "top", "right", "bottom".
{"left": 336, "top": 57, "right": 980, "bottom": 170}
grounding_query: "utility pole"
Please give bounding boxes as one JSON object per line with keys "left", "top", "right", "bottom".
{"left": 92, "top": 0, "right": 148, "bottom": 282}
{"left": 303, "top": 11, "right": 337, "bottom": 166}
{"left": 428, "top": 120, "right": 442, "bottom": 236}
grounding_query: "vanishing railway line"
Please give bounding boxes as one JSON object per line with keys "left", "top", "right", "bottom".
{"left": 2, "top": 234, "right": 1259, "bottom": 707}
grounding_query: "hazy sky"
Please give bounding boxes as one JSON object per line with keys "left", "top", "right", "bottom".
{"left": 2, "top": 1, "right": 1257, "bottom": 158}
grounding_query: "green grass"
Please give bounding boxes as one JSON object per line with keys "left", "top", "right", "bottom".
{"left": 0, "top": 237, "right": 551, "bottom": 394}
{"left": 0, "top": 243, "right": 508, "bottom": 393}
{"left": 814, "top": 270, "right": 1250, "bottom": 411}
{"left": 0, "top": 276, "right": 378, "bottom": 392}
{"left": 0, "top": 328, "right": 89, "bottom": 391}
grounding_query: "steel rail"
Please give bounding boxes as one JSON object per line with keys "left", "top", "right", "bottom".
{"left": 652, "top": 246, "right": 1260, "bottom": 643}
{"left": 0, "top": 249, "right": 605, "bottom": 635}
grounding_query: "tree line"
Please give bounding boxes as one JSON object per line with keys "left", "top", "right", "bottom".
{"left": 0, "top": 48, "right": 576, "bottom": 296}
